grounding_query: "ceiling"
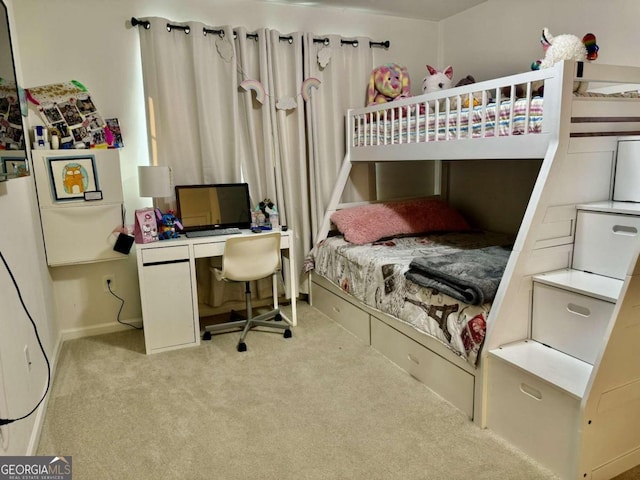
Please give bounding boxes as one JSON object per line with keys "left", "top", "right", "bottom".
{"left": 256, "top": 0, "right": 487, "bottom": 21}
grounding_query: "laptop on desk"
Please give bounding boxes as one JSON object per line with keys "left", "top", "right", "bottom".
{"left": 175, "top": 183, "right": 252, "bottom": 238}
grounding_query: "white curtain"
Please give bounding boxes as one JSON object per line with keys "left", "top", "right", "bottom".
{"left": 137, "top": 19, "right": 373, "bottom": 300}
{"left": 138, "top": 19, "right": 240, "bottom": 187}
{"left": 304, "top": 35, "right": 374, "bottom": 239}
{"left": 232, "top": 28, "right": 310, "bottom": 295}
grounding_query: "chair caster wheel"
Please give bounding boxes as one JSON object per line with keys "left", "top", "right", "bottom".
{"left": 237, "top": 342, "right": 247, "bottom": 352}
{"left": 284, "top": 328, "right": 292, "bottom": 339}
{"left": 275, "top": 313, "right": 282, "bottom": 321}
{"left": 202, "top": 331, "right": 212, "bottom": 341}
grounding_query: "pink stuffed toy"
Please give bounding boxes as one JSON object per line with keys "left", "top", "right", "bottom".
{"left": 366, "top": 63, "right": 411, "bottom": 106}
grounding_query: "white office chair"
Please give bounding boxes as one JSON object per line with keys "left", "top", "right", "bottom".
{"left": 202, "top": 231, "right": 292, "bottom": 352}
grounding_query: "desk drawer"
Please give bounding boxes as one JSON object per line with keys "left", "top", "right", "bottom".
{"left": 141, "top": 245, "right": 189, "bottom": 265}
{"left": 279, "top": 233, "right": 291, "bottom": 249}
{"left": 193, "top": 242, "right": 225, "bottom": 258}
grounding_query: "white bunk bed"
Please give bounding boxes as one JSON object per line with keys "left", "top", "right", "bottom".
{"left": 308, "top": 60, "right": 640, "bottom": 479}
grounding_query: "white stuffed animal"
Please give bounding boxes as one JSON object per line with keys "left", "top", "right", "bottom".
{"left": 532, "top": 28, "right": 599, "bottom": 94}
{"left": 422, "top": 65, "right": 453, "bottom": 94}
{"left": 538, "top": 28, "right": 587, "bottom": 69}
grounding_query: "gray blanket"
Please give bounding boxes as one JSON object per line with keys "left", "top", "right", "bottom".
{"left": 404, "top": 245, "right": 511, "bottom": 305}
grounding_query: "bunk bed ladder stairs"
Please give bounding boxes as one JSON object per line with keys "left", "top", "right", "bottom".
{"left": 488, "top": 199, "right": 640, "bottom": 479}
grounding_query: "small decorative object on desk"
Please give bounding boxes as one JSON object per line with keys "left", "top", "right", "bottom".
{"left": 255, "top": 198, "right": 278, "bottom": 230}
{"left": 134, "top": 207, "right": 158, "bottom": 244}
{"left": 156, "top": 208, "right": 183, "bottom": 240}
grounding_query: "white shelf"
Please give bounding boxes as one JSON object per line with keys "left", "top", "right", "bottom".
{"left": 532, "top": 268, "right": 623, "bottom": 303}
{"left": 577, "top": 200, "right": 640, "bottom": 215}
{"left": 489, "top": 340, "right": 592, "bottom": 399}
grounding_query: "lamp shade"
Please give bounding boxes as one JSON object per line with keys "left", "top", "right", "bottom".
{"left": 138, "top": 165, "right": 172, "bottom": 198}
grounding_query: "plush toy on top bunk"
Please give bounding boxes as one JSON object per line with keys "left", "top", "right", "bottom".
{"left": 531, "top": 28, "right": 599, "bottom": 95}
{"left": 422, "top": 65, "right": 482, "bottom": 110}
{"left": 366, "top": 63, "right": 411, "bottom": 106}
{"left": 422, "top": 65, "right": 453, "bottom": 95}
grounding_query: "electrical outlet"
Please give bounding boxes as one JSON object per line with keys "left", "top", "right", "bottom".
{"left": 103, "top": 274, "right": 116, "bottom": 292}
{"left": 24, "top": 345, "right": 31, "bottom": 372}
{"left": 0, "top": 364, "right": 8, "bottom": 449}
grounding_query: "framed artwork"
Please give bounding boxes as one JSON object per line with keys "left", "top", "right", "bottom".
{"left": 47, "top": 155, "right": 99, "bottom": 201}
{"left": 1, "top": 156, "right": 26, "bottom": 175}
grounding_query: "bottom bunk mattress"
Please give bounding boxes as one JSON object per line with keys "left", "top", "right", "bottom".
{"left": 307, "top": 231, "right": 513, "bottom": 366}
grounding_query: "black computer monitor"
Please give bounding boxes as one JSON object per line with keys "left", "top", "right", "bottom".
{"left": 174, "top": 183, "right": 252, "bottom": 232}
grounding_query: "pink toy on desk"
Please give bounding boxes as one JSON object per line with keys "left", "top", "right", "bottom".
{"left": 134, "top": 208, "right": 158, "bottom": 244}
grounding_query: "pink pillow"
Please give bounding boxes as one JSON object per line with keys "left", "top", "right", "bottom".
{"left": 330, "top": 198, "right": 471, "bottom": 245}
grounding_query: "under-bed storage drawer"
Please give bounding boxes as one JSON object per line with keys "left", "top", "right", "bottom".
{"left": 487, "top": 355, "right": 580, "bottom": 480}
{"left": 311, "top": 280, "right": 370, "bottom": 343}
{"left": 370, "top": 316, "right": 474, "bottom": 419}
{"left": 532, "top": 283, "right": 613, "bottom": 364}
{"left": 573, "top": 210, "right": 640, "bottom": 280}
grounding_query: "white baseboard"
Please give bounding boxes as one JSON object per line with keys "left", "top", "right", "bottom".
{"left": 26, "top": 330, "right": 63, "bottom": 456}
{"left": 60, "top": 317, "right": 143, "bottom": 342}
{"left": 592, "top": 446, "right": 640, "bottom": 479}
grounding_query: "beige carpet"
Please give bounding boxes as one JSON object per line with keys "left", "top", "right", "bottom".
{"left": 37, "top": 303, "right": 639, "bottom": 479}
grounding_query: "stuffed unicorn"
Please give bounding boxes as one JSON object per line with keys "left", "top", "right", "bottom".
{"left": 422, "top": 65, "right": 453, "bottom": 95}
{"left": 366, "top": 63, "right": 411, "bottom": 106}
{"left": 531, "top": 28, "right": 599, "bottom": 94}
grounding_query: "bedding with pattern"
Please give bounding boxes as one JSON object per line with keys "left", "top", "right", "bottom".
{"left": 353, "top": 97, "right": 544, "bottom": 146}
{"left": 307, "top": 231, "right": 513, "bottom": 366}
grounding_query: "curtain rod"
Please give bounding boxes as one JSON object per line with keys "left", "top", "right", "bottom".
{"left": 131, "top": 17, "right": 389, "bottom": 49}
{"left": 312, "top": 37, "right": 389, "bottom": 49}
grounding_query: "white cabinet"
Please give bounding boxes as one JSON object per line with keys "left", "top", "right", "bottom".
{"left": 32, "top": 149, "right": 126, "bottom": 266}
{"left": 138, "top": 245, "right": 198, "bottom": 354}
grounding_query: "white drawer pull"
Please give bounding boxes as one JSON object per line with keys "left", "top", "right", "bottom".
{"left": 520, "top": 383, "right": 543, "bottom": 400}
{"left": 612, "top": 225, "right": 638, "bottom": 236}
{"left": 408, "top": 353, "right": 420, "bottom": 365}
{"left": 567, "top": 303, "right": 590, "bottom": 317}
{"left": 332, "top": 306, "right": 341, "bottom": 314}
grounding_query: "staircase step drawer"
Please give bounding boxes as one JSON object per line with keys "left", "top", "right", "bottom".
{"left": 573, "top": 210, "right": 640, "bottom": 280}
{"left": 487, "top": 355, "right": 580, "bottom": 480}
{"left": 532, "top": 282, "right": 613, "bottom": 364}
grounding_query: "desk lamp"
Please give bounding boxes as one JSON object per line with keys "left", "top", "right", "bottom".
{"left": 138, "top": 165, "right": 172, "bottom": 207}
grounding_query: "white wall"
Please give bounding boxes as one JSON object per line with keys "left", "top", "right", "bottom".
{"left": 11, "top": 1, "right": 436, "bottom": 332}
{"left": 0, "top": 0, "right": 57, "bottom": 456}
{"left": 441, "top": 0, "right": 640, "bottom": 82}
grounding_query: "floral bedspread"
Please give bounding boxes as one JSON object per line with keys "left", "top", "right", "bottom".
{"left": 307, "top": 231, "right": 513, "bottom": 366}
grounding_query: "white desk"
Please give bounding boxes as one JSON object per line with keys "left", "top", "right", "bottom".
{"left": 136, "top": 229, "right": 297, "bottom": 354}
